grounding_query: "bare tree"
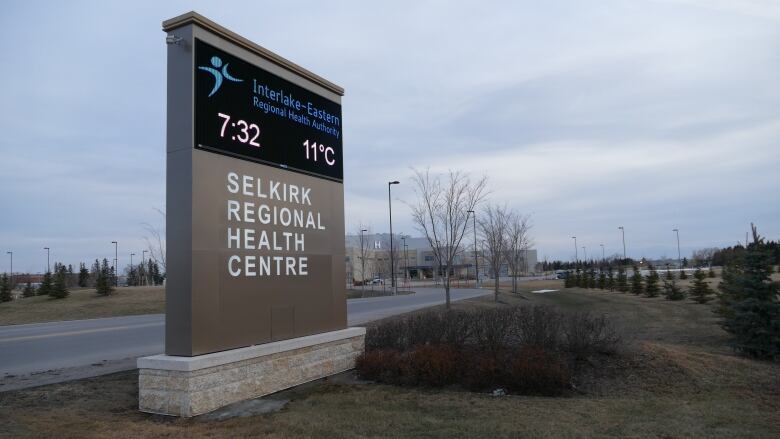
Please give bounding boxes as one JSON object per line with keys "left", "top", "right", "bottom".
{"left": 142, "top": 208, "right": 166, "bottom": 275}
{"left": 410, "top": 168, "right": 488, "bottom": 308}
{"left": 504, "top": 212, "right": 533, "bottom": 294}
{"left": 479, "top": 204, "right": 509, "bottom": 301}
{"left": 692, "top": 247, "right": 718, "bottom": 266}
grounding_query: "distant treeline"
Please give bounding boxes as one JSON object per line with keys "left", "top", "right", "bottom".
{"left": 711, "top": 241, "right": 780, "bottom": 267}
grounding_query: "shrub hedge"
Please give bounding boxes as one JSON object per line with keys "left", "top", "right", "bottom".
{"left": 356, "top": 305, "right": 622, "bottom": 396}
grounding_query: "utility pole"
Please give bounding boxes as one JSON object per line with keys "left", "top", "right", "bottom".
{"left": 618, "top": 226, "right": 626, "bottom": 262}
{"left": 111, "top": 241, "right": 118, "bottom": 287}
{"left": 468, "top": 210, "right": 478, "bottom": 287}
{"left": 43, "top": 247, "right": 50, "bottom": 273}
{"left": 388, "top": 181, "right": 399, "bottom": 295}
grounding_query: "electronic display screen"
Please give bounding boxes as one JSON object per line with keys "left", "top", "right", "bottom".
{"left": 194, "top": 39, "right": 343, "bottom": 182}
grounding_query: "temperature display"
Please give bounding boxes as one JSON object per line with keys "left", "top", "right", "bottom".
{"left": 303, "top": 140, "right": 336, "bottom": 165}
{"left": 194, "top": 39, "right": 343, "bottom": 182}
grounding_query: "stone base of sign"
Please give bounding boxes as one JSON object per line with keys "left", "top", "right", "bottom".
{"left": 137, "top": 327, "right": 365, "bottom": 417}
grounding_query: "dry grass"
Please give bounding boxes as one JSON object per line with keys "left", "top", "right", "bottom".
{"left": 0, "top": 286, "right": 164, "bottom": 325}
{"left": 1, "top": 281, "right": 779, "bottom": 438}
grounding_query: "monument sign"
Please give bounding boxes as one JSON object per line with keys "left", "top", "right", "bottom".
{"left": 137, "top": 12, "right": 364, "bottom": 417}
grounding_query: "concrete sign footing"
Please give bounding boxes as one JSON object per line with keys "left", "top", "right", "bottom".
{"left": 137, "top": 327, "right": 365, "bottom": 417}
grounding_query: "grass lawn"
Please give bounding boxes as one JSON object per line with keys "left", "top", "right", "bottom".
{"left": 0, "top": 286, "right": 165, "bottom": 326}
{"left": 1, "top": 279, "right": 778, "bottom": 438}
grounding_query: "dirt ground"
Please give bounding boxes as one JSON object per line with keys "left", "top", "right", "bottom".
{"left": 1, "top": 280, "right": 778, "bottom": 438}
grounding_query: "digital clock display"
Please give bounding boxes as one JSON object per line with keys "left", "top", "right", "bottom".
{"left": 194, "top": 39, "right": 343, "bottom": 182}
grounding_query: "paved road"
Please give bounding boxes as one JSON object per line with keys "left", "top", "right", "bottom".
{"left": 0, "top": 287, "right": 487, "bottom": 390}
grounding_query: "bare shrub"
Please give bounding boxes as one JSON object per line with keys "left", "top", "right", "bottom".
{"left": 562, "top": 312, "right": 623, "bottom": 359}
{"left": 469, "top": 307, "right": 516, "bottom": 352}
{"left": 507, "top": 345, "right": 571, "bottom": 396}
{"left": 359, "top": 304, "right": 625, "bottom": 395}
{"left": 401, "top": 345, "right": 460, "bottom": 387}
{"left": 512, "top": 305, "right": 562, "bottom": 349}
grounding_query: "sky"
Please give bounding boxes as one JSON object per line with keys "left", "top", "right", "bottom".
{"left": 1, "top": 0, "right": 779, "bottom": 273}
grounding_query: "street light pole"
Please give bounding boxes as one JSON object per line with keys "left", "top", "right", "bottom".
{"left": 388, "top": 181, "right": 400, "bottom": 295}
{"left": 572, "top": 236, "right": 578, "bottom": 265}
{"left": 43, "top": 247, "right": 50, "bottom": 273}
{"left": 618, "top": 226, "right": 626, "bottom": 262}
{"left": 582, "top": 246, "right": 587, "bottom": 263}
{"left": 673, "top": 229, "right": 681, "bottom": 270}
{"left": 600, "top": 244, "right": 605, "bottom": 262}
{"left": 111, "top": 241, "right": 118, "bottom": 287}
{"left": 468, "top": 210, "right": 478, "bottom": 288}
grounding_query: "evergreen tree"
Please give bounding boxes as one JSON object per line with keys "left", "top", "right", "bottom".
{"left": 630, "top": 265, "right": 644, "bottom": 295}
{"left": 679, "top": 269, "right": 688, "bottom": 280}
{"left": 50, "top": 266, "right": 69, "bottom": 299}
{"left": 616, "top": 266, "right": 629, "bottom": 292}
{"left": 717, "top": 224, "right": 780, "bottom": 359}
{"left": 665, "top": 264, "right": 674, "bottom": 281}
{"left": 154, "top": 261, "right": 163, "bottom": 285}
{"left": 67, "top": 264, "right": 74, "bottom": 287}
{"left": 0, "top": 274, "right": 11, "bottom": 302}
{"left": 682, "top": 257, "right": 689, "bottom": 268}
{"left": 96, "top": 258, "right": 114, "bottom": 296}
{"left": 644, "top": 264, "right": 660, "bottom": 298}
{"left": 38, "top": 272, "right": 53, "bottom": 296}
{"left": 574, "top": 268, "right": 582, "bottom": 288}
{"left": 663, "top": 279, "right": 685, "bottom": 301}
{"left": 689, "top": 268, "right": 713, "bottom": 304}
{"left": 22, "top": 281, "right": 36, "bottom": 297}
{"left": 78, "top": 262, "right": 90, "bottom": 287}
{"left": 607, "top": 266, "right": 615, "bottom": 291}
{"left": 708, "top": 267, "right": 717, "bottom": 278}
{"left": 564, "top": 270, "right": 574, "bottom": 288}
{"left": 597, "top": 269, "right": 607, "bottom": 290}
{"left": 587, "top": 268, "right": 597, "bottom": 288}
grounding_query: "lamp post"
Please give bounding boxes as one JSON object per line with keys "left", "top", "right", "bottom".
{"left": 43, "top": 247, "right": 50, "bottom": 273}
{"left": 582, "top": 246, "right": 587, "bottom": 263}
{"left": 111, "top": 241, "right": 118, "bottom": 287}
{"left": 468, "top": 210, "right": 478, "bottom": 287}
{"left": 388, "top": 180, "right": 399, "bottom": 295}
{"left": 673, "top": 229, "right": 681, "bottom": 270}
{"left": 359, "top": 228, "right": 367, "bottom": 291}
{"left": 618, "top": 226, "right": 626, "bottom": 262}
{"left": 6, "top": 251, "right": 12, "bottom": 289}
{"left": 600, "top": 244, "right": 605, "bottom": 262}
{"left": 572, "top": 236, "right": 578, "bottom": 265}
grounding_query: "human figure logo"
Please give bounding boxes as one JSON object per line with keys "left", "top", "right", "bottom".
{"left": 199, "top": 56, "right": 243, "bottom": 97}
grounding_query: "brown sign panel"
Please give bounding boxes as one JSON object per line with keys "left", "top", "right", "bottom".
{"left": 163, "top": 13, "right": 346, "bottom": 356}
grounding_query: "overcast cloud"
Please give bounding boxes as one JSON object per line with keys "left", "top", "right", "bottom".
{"left": 1, "top": 0, "right": 778, "bottom": 272}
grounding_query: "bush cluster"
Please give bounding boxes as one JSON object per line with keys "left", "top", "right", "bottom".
{"left": 357, "top": 306, "right": 622, "bottom": 395}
